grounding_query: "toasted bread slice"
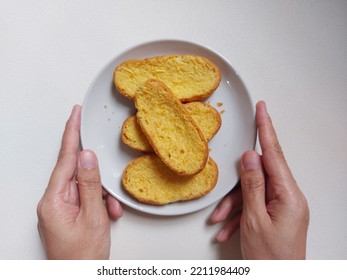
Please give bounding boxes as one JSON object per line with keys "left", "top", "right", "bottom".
{"left": 122, "top": 155, "right": 218, "bottom": 205}
{"left": 183, "top": 102, "right": 221, "bottom": 142}
{"left": 122, "top": 102, "right": 221, "bottom": 152}
{"left": 121, "top": 116, "right": 153, "bottom": 152}
{"left": 135, "top": 79, "right": 208, "bottom": 176}
{"left": 114, "top": 54, "right": 221, "bottom": 102}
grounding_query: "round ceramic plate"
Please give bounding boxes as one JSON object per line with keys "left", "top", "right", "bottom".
{"left": 81, "top": 40, "right": 256, "bottom": 216}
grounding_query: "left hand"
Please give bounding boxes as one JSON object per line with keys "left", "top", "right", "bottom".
{"left": 37, "top": 105, "right": 122, "bottom": 259}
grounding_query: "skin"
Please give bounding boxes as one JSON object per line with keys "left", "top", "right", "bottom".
{"left": 210, "top": 101, "right": 309, "bottom": 259}
{"left": 37, "top": 101, "right": 309, "bottom": 260}
{"left": 37, "top": 105, "right": 122, "bottom": 259}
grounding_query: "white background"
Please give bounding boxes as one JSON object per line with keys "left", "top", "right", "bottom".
{"left": 1, "top": 0, "right": 346, "bottom": 259}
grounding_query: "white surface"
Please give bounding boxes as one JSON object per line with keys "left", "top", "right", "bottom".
{"left": 81, "top": 40, "right": 256, "bottom": 216}
{"left": 1, "top": 0, "right": 346, "bottom": 259}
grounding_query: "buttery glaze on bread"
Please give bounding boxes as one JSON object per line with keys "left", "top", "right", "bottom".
{"left": 134, "top": 79, "right": 208, "bottom": 176}
{"left": 114, "top": 54, "right": 221, "bottom": 102}
{"left": 122, "top": 102, "right": 221, "bottom": 152}
{"left": 122, "top": 155, "right": 218, "bottom": 205}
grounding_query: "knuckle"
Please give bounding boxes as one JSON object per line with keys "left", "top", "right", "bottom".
{"left": 36, "top": 196, "right": 52, "bottom": 222}
{"left": 36, "top": 195, "right": 47, "bottom": 217}
{"left": 287, "top": 191, "right": 310, "bottom": 223}
{"left": 78, "top": 177, "right": 101, "bottom": 189}
{"left": 242, "top": 175, "right": 264, "bottom": 193}
{"left": 77, "top": 170, "right": 101, "bottom": 189}
{"left": 297, "top": 194, "right": 310, "bottom": 221}
{"left": 36, "top": 199, "right": 44, "bottom": 218}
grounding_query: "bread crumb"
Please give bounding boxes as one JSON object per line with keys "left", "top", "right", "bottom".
{"left": 220, "top": 110, "right": 225, "bottom": 114}
{"left": 217, "top": 102, "right": 223, "bottom": 107}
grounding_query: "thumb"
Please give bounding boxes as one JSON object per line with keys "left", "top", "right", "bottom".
{"left": 240, "top": 151, "right": 267, "bottom": 216}
{"left": 77, "top": 150, "right": 103, "bottom": 213}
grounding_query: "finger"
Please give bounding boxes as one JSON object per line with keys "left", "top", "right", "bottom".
{"left": 106, "top": 195, "right": 123, "bottom": 220}
{"left": 210, "top": 185, "right": 242, "bottom": 223}
{"left": 256, "top": 101, "right": 294, "bottom": 183}
{"left": 102, "top": 188, "right": 109, "bottom": 199}
{"left": 47, "top": 105, "right": 81, "bottom": 192}
{"left": 102, "top": 188, "right": 123, "bottom": 219}
{"left": 59, "top": 105, "right": 81, "bottom": 159}
{"left": 240, "top": 150, "right": 267, "bottom": 216}
{"left": 77, "top": 150, "right": 103, "bottom": 214}
{"left": 215, "top": 212, "right": 241, "bottom": 243}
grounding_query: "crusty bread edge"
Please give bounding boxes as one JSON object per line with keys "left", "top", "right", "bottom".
{"left": 184, "top": 102, "right": 222, "bottom": 142}
{"left": 178, "top": 55, "right": 221, "bottom": 103}
{"left": 203, "top": 103, "right": 222, "bottom": 141}
{"left": 114, "top": 59, "right": 141, "bottom": 99}
{"left": 121, "top": 115, "right": 154, "bottom": 153}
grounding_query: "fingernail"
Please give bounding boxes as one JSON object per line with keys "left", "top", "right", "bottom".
{"left": 116, "top": 202, "right": 123, "bottom": 217}
{"left": 79, "top": 150, "right": 98, "bottom": 169}
{"left": 242, "top": 152, "right": 260, "bottom": 170}
{"left": 216, "top": 229, "right": 226, "bottom": 242}
{"left": 70, "top": 104, "right": 79, "bottom": 118}
{"left": 210, "top": 208, "right": 219, "bottom": 222}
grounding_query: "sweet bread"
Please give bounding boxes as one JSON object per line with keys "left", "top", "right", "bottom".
{"left": 183, "top": 102, "right": 221, "bottom": 142}
{"left": 121, "top": 102, "right": 221, "bottom": 152}
{"left": 122, "top": 155, "right": 218, "bottom": 205}
{"left": 121, "top": 115, "right": 153, "bottom": 152}
{"left": 134, "top": 79, "right": 208, "bottom": 175}
{"left": 114, "top": 54, "right": 221, "bottom": 102}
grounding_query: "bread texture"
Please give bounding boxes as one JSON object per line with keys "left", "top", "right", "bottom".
{"left": 121, "top": 116, "right": 153, "bottom": 152}
{"left": 183, "top": 102, "right": 221, "bottom": 142}
{"left": 134, "top": 79, "right": 208, "bottom": 176}
{"left": 122, "top": 155, "right": 218, "bottom": 205}
{"left": 122, "top": 102, "right": 221, "bottom": 152}
{"left": 114, "top": 54, "right": 221, "bottom": 102}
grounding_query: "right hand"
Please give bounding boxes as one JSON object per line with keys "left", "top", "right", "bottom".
{"left": 211, "top": 101, "right": 309, "bottom": 259}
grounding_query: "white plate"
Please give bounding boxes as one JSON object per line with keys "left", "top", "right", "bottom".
{"left": 81, "top": 40, "right": 256, "bottom": 216}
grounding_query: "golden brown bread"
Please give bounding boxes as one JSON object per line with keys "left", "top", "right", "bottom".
{"left": 121, "top": 102, "right": 221, "bottom": 152}
{"left": 114, "top": 54, "right": 221, "bottom": 102}
{"left": 121, "top": 115, "right": 153, "bottom": 152}
{"left": 134, "top": 79, "right": 208, "bottom": 176}
{"left": 183, "top": 102, "right": 221, "bottom": 142}
{"left": 122, "top": 155, "right": 218, "bottom": 205}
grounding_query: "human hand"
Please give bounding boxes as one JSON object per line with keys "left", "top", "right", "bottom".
{"left": 37, "top": 105, "right": 122, "bottom": 259}
{"left": 210, "top": 101, "right": 309, "bottom": 259}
